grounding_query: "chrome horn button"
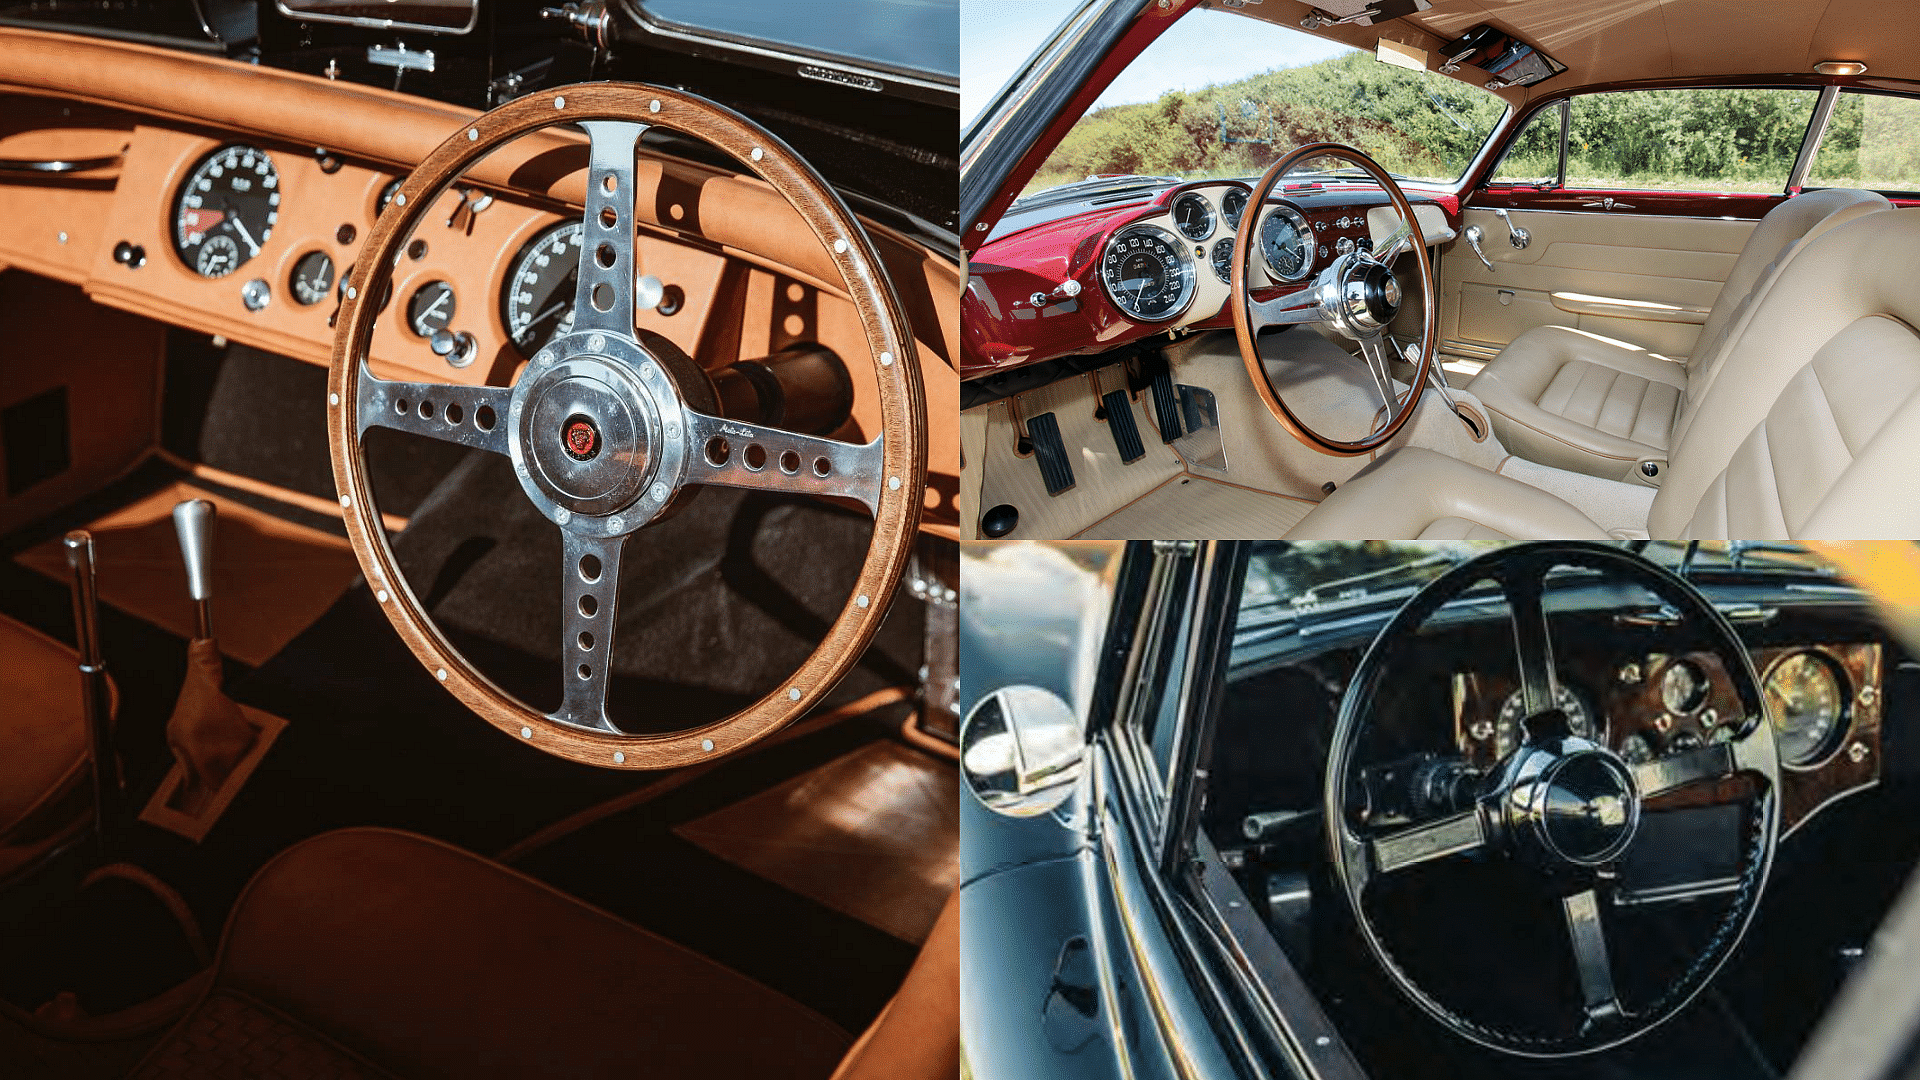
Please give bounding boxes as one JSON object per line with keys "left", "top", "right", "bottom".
{"left": 524, "top": 371, "right": 648, "bottom": 510}
{"left": 506, "top": 330, "right": 691, "bottom": 534}
{"left": 1510, "top": 746, "right": 1642, "bottom": 867}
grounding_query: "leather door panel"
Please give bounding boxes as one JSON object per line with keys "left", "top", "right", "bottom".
{"left": 1438, "top": 208, "right": 1756, "bottom": 360}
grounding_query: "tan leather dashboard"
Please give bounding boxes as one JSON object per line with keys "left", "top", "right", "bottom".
{"left": 0, "top": 28, "right": 961, "bottom": 536}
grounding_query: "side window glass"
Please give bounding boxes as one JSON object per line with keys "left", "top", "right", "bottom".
{"left": 1140, "top": 583, "right": 1195, "bottom": 778}
{"left": 1563, "top": 87, "right": 1818, "bottom": 192}
{"left": 1808, "top": 90, "right": 1920, "bottom": 193}
{"left": 1488, "top": 105, "right": 1561, "bottom": 186}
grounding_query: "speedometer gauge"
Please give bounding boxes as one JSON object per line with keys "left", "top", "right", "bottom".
{"left": 1765, "top": 651, "right": 1848, "bottom": 767}
{"left": 173, "top": 144, "right": 279, "bottom": 278}
{"left": 1260, "top": 205, "right": 1313, "bottom": 282}
{"left": 502, "top": 220, "right": 584, "bottom": 355}
{"left": 1492, "top": 683, "right": 1593, "bottom": 760}
{"left": 1100, "top": 224, "right": 1195, "bottom": 323}
{"left": 1171, "top": 191, "right": 1215, "bottom": 241}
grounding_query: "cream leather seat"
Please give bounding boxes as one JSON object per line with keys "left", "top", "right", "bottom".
{"left": 1467, "top": 188, "right": 1891, "bottom": 480}
{"left": 1290, "top": 206, "right": 1920, "bottom": 539}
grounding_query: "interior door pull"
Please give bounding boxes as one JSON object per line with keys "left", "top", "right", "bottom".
{"left": 1463, "top": 225, "right": 1495, "bottom": 271}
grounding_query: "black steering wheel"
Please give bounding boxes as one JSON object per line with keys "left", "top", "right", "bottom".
{"left": 1325, "top": 542, "right": 1780, "bottom": 1057}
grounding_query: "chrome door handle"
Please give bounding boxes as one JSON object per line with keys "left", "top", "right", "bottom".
{"left": 1491, "top": 207, "right": 1530, "bottom": 248}
{"left": 1463, "top": 225, "right": 1495, "bottom": 271}
{"left": 1580, "top": 197, "right": 1635, "bottom": 211}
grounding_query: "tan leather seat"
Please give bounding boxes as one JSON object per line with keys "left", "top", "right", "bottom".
{"left": 1469, "top": 188, "right": 1891, "bottom": 479}
{"left": 1289, "top": 207, "right": 1920, "bottom": 539}
{"left": 0, "top": 615, "right": 100, "bottom": 883}
{"left": 130, "top": 827, "right": 955, "bottom": 1080}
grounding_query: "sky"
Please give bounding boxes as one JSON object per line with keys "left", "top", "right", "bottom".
{"left": 961, "top": 2, "right": 1355, "bottom": 127}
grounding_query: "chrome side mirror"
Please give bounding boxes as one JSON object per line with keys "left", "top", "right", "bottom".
{"left": 961, "top": 685, "right": 1086, "bottom": 818}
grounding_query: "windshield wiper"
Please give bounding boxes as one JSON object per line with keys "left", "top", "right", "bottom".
{"left": 1290, "top": 167, "right": 1415, "bottom": 183}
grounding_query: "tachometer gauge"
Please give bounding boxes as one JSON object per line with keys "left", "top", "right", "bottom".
{"left": 1259, "top": 205, "right": 1313, "bottom": 282}
{"left": 1221, "top": 187, "right": 1249, "bottom": 229}
{"left": 502, "top": 220, "right": 584, "bottom": 355}
{"left": 408, "top": 281, "right": 457, "bottom": 337}
{"left": 1171, "top": 191, "right": 1215, "bottom": 242}
{"left": 1765, "top": 651, "right": 1848, "bottom": 767}
{"left": 1099, "top": 224, "right": 1195, "bottom": 323}
{"left": 1210, "top": 237, "right": 1235, "bottom": 283}
{"left": 289, "top": 251, "right": 334, "bottom": 305}
{"left": 1493, "top": 682, "right": 1593, "bottom": 760}
{"left": 173, "top": 144, "right": 279, "bottom": 278}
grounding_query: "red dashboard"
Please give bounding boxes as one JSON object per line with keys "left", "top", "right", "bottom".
{"left": 961, "top": 179, "right": 1459, "bottom": 379}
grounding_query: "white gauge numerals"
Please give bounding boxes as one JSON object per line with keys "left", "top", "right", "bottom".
{"left": 1100, "top": 224, "right": 1195, "bottom": 323}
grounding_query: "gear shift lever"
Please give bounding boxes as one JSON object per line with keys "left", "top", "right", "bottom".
{"left": 62, "top": 530, "right": 123, "bottom": 855}
{"left": 172, "top": 499, "right": 216, "bottom": 640}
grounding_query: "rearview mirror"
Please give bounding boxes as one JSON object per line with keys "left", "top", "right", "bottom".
{"left": 961, "top": 686, "right": 1085, "bottom": 818}
{"left": 275, "top": 0, "right": 477, "bottom": 34}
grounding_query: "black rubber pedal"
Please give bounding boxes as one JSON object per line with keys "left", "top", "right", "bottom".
{"left": 1102, "top": 389, "right": 1144, "bottom": 463}
{"left": 1150, "top": 368, "right": 1182, "bottom": 442}
{"left": 1027, "top": 412, "right": 1075, "bottom": 496}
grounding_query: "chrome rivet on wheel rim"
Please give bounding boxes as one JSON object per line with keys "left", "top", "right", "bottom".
{"left": 615, "top": 751, "right": 626, "bottom": 763}
{"left": 856, "top": 594, "right": 869, "bottom": 608}
{"left": 376, "top": 590, "right": 390, "bottom": 603}
{"left": 436, "top": 668, "right": 447, "bottom": 681}
{"left": 522, "top": 726, "right": 533, "bottom": 738}
{"left": 554, "top": 96, "right": 565, "bottom": 109}
{"left": 879, "top": 351, "right": 892, "bottom": 367}
{"left": 788, "top": 688, "right": 801, "bottom": 701}
{"left": 649, "top": 99, "right": 660, "bottom": 113}
{"left": 701, "top": 739, "right": 714, "bottom": 752}
{"left": 468, "top": 128, "right": 478, "bottom": 141}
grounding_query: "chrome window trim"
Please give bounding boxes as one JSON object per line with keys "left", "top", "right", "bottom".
{"left": 1788, "top": 84, "right": 1841, "bottom": 191}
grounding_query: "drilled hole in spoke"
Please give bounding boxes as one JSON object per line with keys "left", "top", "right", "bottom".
{"left": 601, "top": 174, "right": 616, "bottom": 195}
{"left": 418, "top": 400, "right": 435, "bottom": 419}
{"left": 599, "top": 206, "right": 617, "bottom": 229}
{"left": 705, "top": 436, "right": 731, "bottom": 466}
{"left": 578, "top": 594, "right": 598, "bottom": 617}
{"left": 744, "top": 444, "right": 767, "bottom": 471}
{"left": 779, "top": 449, "right": 800, "bottom": 475}
{"left": 578, "top": 631, "right": 594, "bottom": 651}
{"left": 577, "top": 664, "right": 591, "bottom": 680}
{"left": 445, "top": 402, "right": 464, "bottom": 425}
{"left": 813, "top": 457, "right": 832, "bottom": 477}
{"left": 394, "top": 398, "right": 409, "bottom": 415}
{"left": 595, "top": 243, "right": 616, "bottom": 269}
{"left": 578, "top": 554, "right": 602, "bottom": 583}
{"left": 475, "top": 405, "right": 496, "bottom": 431}
{"left": 591, "top": 282, "right": 614, "bottom": 312}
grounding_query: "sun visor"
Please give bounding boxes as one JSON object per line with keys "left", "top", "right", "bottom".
{"left": 1438, "top": 24, "right": 1567, "bottom": 91}
{"left": 1299, "top": 1, "right": 1432, "bottom": 31}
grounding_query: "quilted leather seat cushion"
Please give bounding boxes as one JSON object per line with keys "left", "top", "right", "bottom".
{"left": 1471, "top": 325, "right": 1685, "bottom": 476}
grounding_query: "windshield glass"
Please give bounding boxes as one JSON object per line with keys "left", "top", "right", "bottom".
{"left": 639, "top": 0, "right": 957, "bottom": 79}
{"left": 1020, "top": 7, "right": 1505, "bottom": 198}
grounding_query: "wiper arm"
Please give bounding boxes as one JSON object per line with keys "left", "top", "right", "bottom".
{"left": 1294, "top": 167, "right": 1415, "bottom": 183}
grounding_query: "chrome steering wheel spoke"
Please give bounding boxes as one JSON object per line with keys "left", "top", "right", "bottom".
{"left": 1248, "top": 286, "right": 1326, "bottom": 330}
{"left": 682, "top": 410, "right": 886, "bottom": 517}
{"left": 355, "top": 365, "right": 513, "bottom": 455}
{"left": 1356, "top": 336, "right": 1401, "bottom": 429}
{"left": 1367, "top": 807, "right": 1488, "bottom": 878}
{"left": 1374, "top": 215, "right": 1419, "bottom": 265}
{"left": 571, "top": 120, "right": 648, "bottom": 338}
{"left": 552, "top": 528, "right": 627, "bottom": 734}
{"left": 1563, "top": 889, "right": 1625, "bottom": 1028}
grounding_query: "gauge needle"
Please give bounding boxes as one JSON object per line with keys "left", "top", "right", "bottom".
{"left": 229, "top": 214, "right": 261, "bottom": 257}
{"left": 421, "top": 290, "right": 450, "bottom": 324}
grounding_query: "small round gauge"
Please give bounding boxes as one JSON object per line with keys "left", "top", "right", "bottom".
{"left": 1221, "top": 187, "right": 1249, "bottom": 229}
{"left": 1099, "top": 224, "right": 1195, "bottom": 323}
{"left": 1171, "top": 191, "right": 1215, "bottom": 242}
{"left": 1619, "top": 733, "right": 1653, "bottom": 764}
{"left": 407, "top": 281, "right": 457, "bottom": 337}
{"left": 1210, "top": 237, "right": 1235, "bottom": 283}
{"left": 1660, "top": 659, "right": 1710, "bottom": 716}
{"left": 335, "top": 264, "right": 392, "bottom": 312}
{"left": 378, "top": 178, "right": 404, "bottom": 217}
{"left": 502, "top": 220, "right": 584, "bottom": 355}
{"left": 1259, "top": 205, "right": 1313, "bottom": 282}
{"left": 194, "top": 234, "right": 242, "bottom": 278}
{"left": 1493, "top": 682, "right": 1593, "bottom": 759}
{"left": 1765, "top": 651, "right": 1849, "bottom": 767}
{"left": 289, "top": 251, "right": 334, "bottom": 306}
{"left": 173, "top": 144, "right": 279, "bottom": 278}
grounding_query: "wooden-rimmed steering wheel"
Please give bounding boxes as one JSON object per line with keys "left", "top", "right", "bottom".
{"left": 326, "top": 83, "right": 926, "bottom": 770}
{"left": 1230, "top": 143, "right": 1437, "bottom": 455}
